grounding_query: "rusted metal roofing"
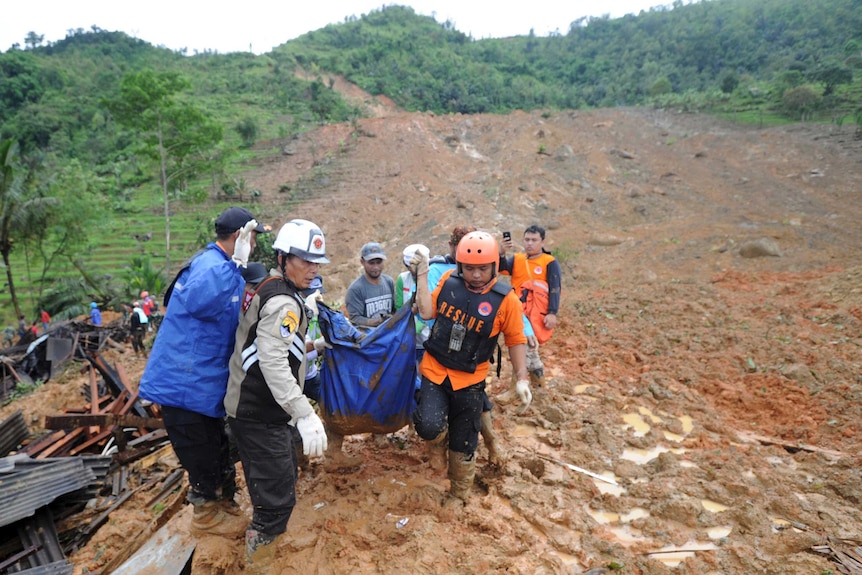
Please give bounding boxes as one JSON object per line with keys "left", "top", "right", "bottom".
{"left": 0, "top": 455, "right": 97, "bottom": 528}
{"left": 0, "top": 409, "right": 29, "bottom": 456}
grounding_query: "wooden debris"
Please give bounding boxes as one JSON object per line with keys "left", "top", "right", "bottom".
{"left": 811, "top": 536, "right": 862, "bottom": 574}
{"left": 734, "top": 430, "right": 846, "bottom": 460}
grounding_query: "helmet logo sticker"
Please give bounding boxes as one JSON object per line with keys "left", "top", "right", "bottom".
{"left": 313, "top": 237, "right": 323, "bottom": 249}
{"left": 478, "top": 302, "right": 493, "bottom": 316}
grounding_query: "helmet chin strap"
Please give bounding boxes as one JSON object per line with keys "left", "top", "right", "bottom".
{"left": 278, "top": 251, "right": 289, "bottom": 279}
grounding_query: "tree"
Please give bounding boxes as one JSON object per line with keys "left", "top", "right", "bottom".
{"left": 104, "top": 69, "right": 223, "bottom": 271}
{"left": 0, "top": 139, "right": 57, "bottom": 319}
{"left": 720, "top": 71, "right": 739, "bottom": 94}
{"left": 648, "top": 76, "right": 672, "bottom": 97}
{"left": 234, "top": 116, "right": 259, "bottom": 148}
{"left": 782, "top": 85, "right": 820, "bottom": 120}
{"left": 27, "top": 160, "right": 108, "bottom": 306}
{"left": 808, "top": 63, "right": 853, "bottom": 96}
{"left": 24, "top": 32, "right": 44, "bottom": 50}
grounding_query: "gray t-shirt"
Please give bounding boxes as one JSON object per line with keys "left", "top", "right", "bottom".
{"left": 345, "top": 274, "right": 395, "bottom": 326}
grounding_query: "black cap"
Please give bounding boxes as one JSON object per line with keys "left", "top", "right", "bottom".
{"left": 241, "top": 262, "right": 269, "bottom": 286}
{"left": 214, "top": 207, "right": 271, "bottom": 235}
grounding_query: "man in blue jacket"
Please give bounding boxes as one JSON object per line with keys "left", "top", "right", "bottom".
{"left": 139, "top": 206, "right": 270, "bottom": 538}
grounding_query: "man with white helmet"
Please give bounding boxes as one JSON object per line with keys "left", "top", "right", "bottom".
{"left": 411, "top": 231, "right": 530, "bottom": 510}
{"left": 224, "top": 218, "right": 329, "bottom": 567}
{"left": 395, "top": 243, "right": 432, "bottom": 349}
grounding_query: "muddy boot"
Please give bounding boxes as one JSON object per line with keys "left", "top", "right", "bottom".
{"left": 447, "top": 450, "right": 476, "bottom": 503}
{"left": 245, "top": 528, "right": 278, "bottom": 573}
{"left": 529, "top": 368, "right": 546, "bottom": 388}
{"left": 480, "top": 411, "right": 507, "bottom": 467}
{"left": 191, "top": 500, "right": 246, "bottom": 538}
{"left": 324, "top": 429, "right": 363, "bottom": 470}
{"left": 427, "top": 429, "right": 449, "bottom": 472}
{"left": 218, "top": 497, "right": 242, "bottom": 516}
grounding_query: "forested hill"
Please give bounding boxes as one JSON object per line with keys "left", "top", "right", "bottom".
{"left": 2, "top": 0, "right": 860, "bottom": 157}
{"left": 275, "top": 0, "right": 862, "bottom": 113}
{"left": 0, "top": 0, "right": 860, "bottom": 326}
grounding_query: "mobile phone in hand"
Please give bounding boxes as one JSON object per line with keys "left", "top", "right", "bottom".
{"left": 503, "top": 231, "right": 511, "bottom": 241}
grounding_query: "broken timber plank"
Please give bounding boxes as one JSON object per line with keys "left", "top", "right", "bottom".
{"left": 735, "top": 431, "right": 845, "bottom": 460}
{"left": 44, "top": 414, "right": 164, "bottom": 430}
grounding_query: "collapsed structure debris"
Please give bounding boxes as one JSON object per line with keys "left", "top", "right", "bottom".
{"left": 0, "top": 319, "right": 174, "bottom": 573}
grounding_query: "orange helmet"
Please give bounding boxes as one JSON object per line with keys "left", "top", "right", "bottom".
{"left": 140, "top": 290, "right": 149, "bottom": 298}
{"left": 456, "top": 231, "right": 498, "bottom": 265}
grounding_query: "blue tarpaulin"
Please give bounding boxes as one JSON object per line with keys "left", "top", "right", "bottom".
{"left": 318, "top": 303, "right": 417, "bottom": 435}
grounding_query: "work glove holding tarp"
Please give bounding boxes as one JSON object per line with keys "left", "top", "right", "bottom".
{"left": 313, "top": 337, "right": 331, "bottom": 354}
{"left": 408, "top": 249, "right": 429, "bottom": 277}
{"left": 318, "top": 302, "right": 417, "bottom": 435}
{"left": 232, "top": 219, "right": 258, "bottom": 268}
{"left": 296, "top": 412, "right": 327, "bottom": 457}
{"left": 304, "top": 289, "right": 324, "bottom": 319}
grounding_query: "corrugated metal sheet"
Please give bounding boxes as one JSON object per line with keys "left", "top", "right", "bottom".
{"left": 14, "top": 560, "right": 73, "bottom": 574}
{"left": 0, "top": 455, "right": 96, "bottom": 528}
{"left": 0, "top": 409, "right": 29, "bottom": 456}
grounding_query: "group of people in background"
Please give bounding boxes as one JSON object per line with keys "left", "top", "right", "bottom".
{"left": 133, "top": 205, "right": 563, "bottom": 569}
{"left": 2, "top": 309, "right": 52, "bottom": 347}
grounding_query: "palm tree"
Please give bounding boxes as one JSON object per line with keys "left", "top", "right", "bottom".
{"left": 0, "top": 139, "right": 55, "bottom": 320}
{"left": 0, "top": 139, "right": 27, "bottom": 319}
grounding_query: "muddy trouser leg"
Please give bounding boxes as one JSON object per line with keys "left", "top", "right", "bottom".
{"left": 414, "top": 376, "right": 451, "bottom": 470}
{"left": 526, "top": 345, "right": 545, "bottom": 386}
{"left": 446, "top": 382, "right": 484, "bottom": 501}
{"left": 229, "top": 417, "right": 297, "bottom": 537}
{"left": 413, "top": 376, "right": 450, "bottom": 441}
{"left": 162, "top": 406, "right": 230, "bottom": 505}
{"left": 479, "top": 394, "right": 506, "bottom": 466}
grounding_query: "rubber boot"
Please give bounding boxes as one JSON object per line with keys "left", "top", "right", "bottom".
{"left": 529, "top": 368, "right": 546, "bottom": 388}
{"left": 324, "top": 429, "right": 363, "bottom": 471}
{"left": 447, "top": 450, "right": 476, "bottom": 502}
{"left": 246, "top": 529, "right": 278, "bottom": 573}
{"left": 480, "top": 411, "right": 506, "bottom": 467}
{"left": 427, "top": 429, "right": 449, "bottom": 472}
{"left": 191, "top": 500, "right": 246, "bottom": 538}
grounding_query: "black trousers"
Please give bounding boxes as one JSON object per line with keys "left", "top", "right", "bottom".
{"left": 413, "top": 375, "right": 485, "bottom": 455}
{"left": 161, "top": 405, "right": 236, "bottom": 503}
{"left": 228, "top": 417, "right": 300, "bottom": 536}
{"left": 130, "top": 328, "right": 145, "bottom": 353}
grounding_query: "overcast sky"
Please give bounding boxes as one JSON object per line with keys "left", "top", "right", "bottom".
{"left": 2, "top": 1, "right": 675, "bottom": 55}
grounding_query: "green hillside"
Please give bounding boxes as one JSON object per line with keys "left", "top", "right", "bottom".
{"left": 1, "top": 0, "right": 860, "bottom": 327}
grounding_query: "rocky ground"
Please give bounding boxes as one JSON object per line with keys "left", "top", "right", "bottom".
{"left": 3, "top": 86, "right": 862, "bottom": 574}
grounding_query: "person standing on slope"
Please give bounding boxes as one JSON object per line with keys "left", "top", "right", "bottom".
{"left": 224, "top": 219, "right": 329, "bottom": 567}
{"left": 411, "top": 231, "right": 531, "bottom": 509}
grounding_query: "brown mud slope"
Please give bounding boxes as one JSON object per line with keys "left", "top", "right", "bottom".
{"left": 6, "top": 101, "right": 862, "bottom": 574}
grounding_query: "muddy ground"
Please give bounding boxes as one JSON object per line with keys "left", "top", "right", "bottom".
{"left": 3, "top": 90, "right": 862, "bottom": 574}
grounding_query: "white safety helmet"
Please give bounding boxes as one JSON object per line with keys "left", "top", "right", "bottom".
{"left": 402, "top": 243, "right": 430, "bottom": 267}
{"left": 272, "top": 219, "right": 329, "bottom": 263}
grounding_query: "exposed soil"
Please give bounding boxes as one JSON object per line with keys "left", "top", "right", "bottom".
{"left": 5, "top": 82, "right": 862, "bottom": 574}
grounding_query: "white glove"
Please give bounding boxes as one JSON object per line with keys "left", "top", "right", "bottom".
{"left": 515, "top": 379, "right": 532, "bottom": 411}
{"left": 232, "top": 219, "right": 258, "bottom": 268}
{"left": 296, "top": 412, "right": 327, "bottom": 457}
{"left": 305, "top": 289, "right": 323, "bottom": 318}
{"left": 313, "top": 337, "right": 331, "bottom": 354}
{"left": 408, "top": 249, "right": 429, "bottom": 276}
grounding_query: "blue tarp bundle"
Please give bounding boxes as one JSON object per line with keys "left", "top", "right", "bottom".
{"left": 318, "top": 303, "right": 418, "bottom": 435}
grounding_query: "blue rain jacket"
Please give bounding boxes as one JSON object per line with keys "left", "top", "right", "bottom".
{"left": 139, "top": 243, "right": 244, "bottom": 417}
